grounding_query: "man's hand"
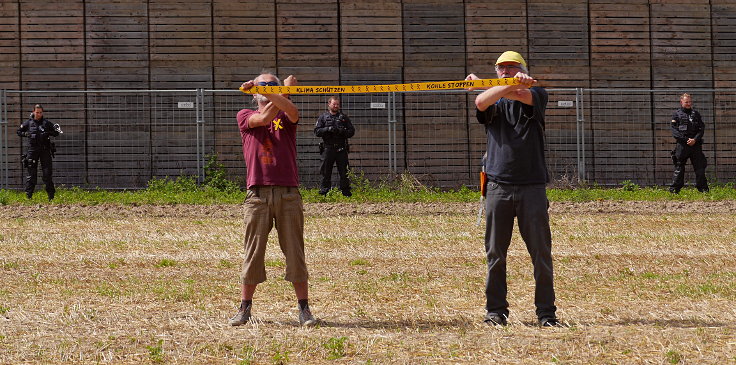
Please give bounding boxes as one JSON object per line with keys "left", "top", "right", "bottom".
{"left": 687, "top": 138, "right": 696, "bottom": 146}
{"left": 284, "top": 75, "right": 297, "bottom": 87}
{"left": 513, "top": 72, "right": 537, "bottom": 88}
{"left": 240, "top": 80, "right": 255, "bottom": 92}
{"left": 465, "top": 73, "right": 481, "bottom": 91}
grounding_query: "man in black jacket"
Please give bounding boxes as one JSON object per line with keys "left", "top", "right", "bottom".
{"left": 17, "top": 104, "right": 60, "bottom": 200}
{"left": 314, "top": 96, "right": 355, "bottom": 196}
{"left": 669, "top": 93, "right": 709, "bottom": 194}
{"left": 466, "top": 51, "right": 561, "bottom": 328}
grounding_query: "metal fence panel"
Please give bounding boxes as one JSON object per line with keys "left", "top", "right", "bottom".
{"left": 1, "top": 88, "right": 735, "bottom": 190}
{"left": 1, "top": 90, "right": 201, "bottom": 189}
{"left": 583, "top": 89, "right": 736, "bottom": 186}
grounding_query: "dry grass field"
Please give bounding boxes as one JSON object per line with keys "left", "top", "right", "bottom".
{"left": 1, "top": 201, "right": 735, "bottom": 364}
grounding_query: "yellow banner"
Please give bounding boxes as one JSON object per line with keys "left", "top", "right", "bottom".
{"left": 239, "top": 78, "right": 520, "bottom": 95}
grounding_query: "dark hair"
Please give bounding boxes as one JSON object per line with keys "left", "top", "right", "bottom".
{"left": 33, "top": 104, "right": 43, "bottom": 111}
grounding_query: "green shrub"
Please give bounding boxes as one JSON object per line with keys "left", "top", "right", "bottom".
{"left": 620, "top": 180, "right": 640, "bottom": 192}
{"left": 204, "top": 154, "right": 241, "bottom": 193}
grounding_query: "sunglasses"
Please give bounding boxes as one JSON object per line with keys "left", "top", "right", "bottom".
{"left": 257, "top": 81, "right": 279, "bottom": 86}
{"left": 495, "top": 65, "right": 522, "bottom": 71}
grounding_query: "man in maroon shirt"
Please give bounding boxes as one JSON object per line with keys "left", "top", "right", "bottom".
{"left": 230, "top": 71, "right": 316, "bottom": 327}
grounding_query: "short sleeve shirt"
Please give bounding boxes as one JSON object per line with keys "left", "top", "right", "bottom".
{"left": 237, "top": 109, "right": 299, "bottom": 188}
{"left": 476, "top": 87, "right": 549, "bottom": 184}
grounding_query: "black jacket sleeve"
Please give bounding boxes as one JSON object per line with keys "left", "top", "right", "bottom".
{"left": 670, "top": 111, "right": 687, "bottom": 143}
{"left": 341, "top": 114, "right": 355, "bottom": 138}
{"left": 693, "top": 111, "right": 704, "bottom": 143}
{"left": 476, "top": 104, "right": 497, "bottom": 125}
{"left": 44, "top": 120, "right": 60, "bottom": 137}
{"left": 17, "top": 120, "right": 30, "bottom": 137}
{"left": 314, "top": 113, "right": 330, "bottom": 137}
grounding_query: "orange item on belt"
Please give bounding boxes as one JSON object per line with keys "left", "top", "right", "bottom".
{"left": 480, "top": 172, "right": 488, "bottom": 197}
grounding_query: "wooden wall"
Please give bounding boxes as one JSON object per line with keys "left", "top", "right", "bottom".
{"left": 2, "top": 0, "right": 736, "bottom": 188}
{"left": 2, "top": 0, "right": 734, "bottom": 93}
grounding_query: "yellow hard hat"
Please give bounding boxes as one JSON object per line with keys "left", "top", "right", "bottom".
{"left": 495, "top": 51, "right": 527, "bottom": 68}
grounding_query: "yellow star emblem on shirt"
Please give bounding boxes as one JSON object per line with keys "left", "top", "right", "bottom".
{"left": 272, "top": 118, "right": 283, "bottom": 130}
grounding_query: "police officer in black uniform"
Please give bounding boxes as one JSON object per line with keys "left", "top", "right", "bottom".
{"left": 17, "top": 104, "right": 60, "bottom": 200}
{"left": 669, "top": 93, "right": 708, "bottom": 194}
{"left": 314, "top": 96, "right": 355, "bottom": 196}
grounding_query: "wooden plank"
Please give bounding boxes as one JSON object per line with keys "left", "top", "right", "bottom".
{"left": 148, "top": 1, "right": 212, "bottom": 89}
{"left": 340, "top": 0, "right": 401, "bottom": 68}
{"left": 212, "top": 0, "right": 276, "bottom": 87}
{"left": 403, "top": 0, "right": 464, "bottom": 75}
{"left": 275, "top": 0, "right": 338, "bottom": 68}
{"left": 84, "top": 1, "right": 149, "bottom": 89}
{"left": 19, "top": 1, "right": 85, "bottom": 89}
{"left": 0, "top": 1, "right": 19, "bottom": 88}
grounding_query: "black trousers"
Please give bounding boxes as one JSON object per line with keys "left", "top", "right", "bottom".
{"left": 670, "top": 144, "right": 708, "bottom": 192}
{"left": 484, "top": 182, "right": 556, "bottom": 320}
{"left": 25, "top": 149, "right": 55, "bottom": 198}
{"left": 319, "top": 147, "right": 350, "bottom": 194}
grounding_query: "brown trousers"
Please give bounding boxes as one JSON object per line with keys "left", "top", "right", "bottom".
{"left": 241, "top": 186, "right": 308, "bottom": 285}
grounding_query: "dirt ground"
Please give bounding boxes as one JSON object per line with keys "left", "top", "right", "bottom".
{"left": 2, "top": 201, "right": 734, "bottom": 363}
{"left": 3, "top": 200, "right": 736, "bottom": 219}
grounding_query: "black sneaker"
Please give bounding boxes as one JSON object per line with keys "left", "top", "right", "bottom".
{"left": 484, "top": 312, "right": 507, "bottom": 326}
{"left": 539, "top": 317, "right": 563, "bottom": 327}
{"left": 229, "top": 303, "right": 252, "bottom": 326}
{"left": 669, "top": 187, "right": 679, "bottom": 194}
{"left": 342, "top": 190, "right": 352, "bottom": 197}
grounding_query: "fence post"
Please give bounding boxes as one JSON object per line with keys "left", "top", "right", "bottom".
{"left": 575, "top": 87, "right": 586, "bottom": 183}
{"left": 196, "top": 88, "right": 205, "bottom": 184}
{"left": 388, "top": 92, "right": 397, "bottom": 174}
{"left": 0, "top": 89, "right": 5, "bottom": 189}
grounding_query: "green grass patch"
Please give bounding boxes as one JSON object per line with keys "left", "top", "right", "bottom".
{"left": 349, "top": 259, "right": 369, "bottom": 266}
{"left": 147, "top": 339, "right": 165, "bottom": 363}
{"left": 665, "top": 349, "right": 682, "bottom": 364}
{"left": 1, "top": 171, "right": 735, "bottom": 205}
{"left": 265, "top": 259, "right": 285, "bottom": 268}
{"left": 95, "top": 283, "right": 122, "bottom": 298}
{"left": 323, "top": 336, "right": 348, "bottom": 360}
{"left": 155, "top": 259, "right": 177, "bottom": 268}
{"left": 2, "top": 261, "right": 19, "bottom": 270}
{"left": 218, "top": 259, "right": 235, "bottom": 269}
